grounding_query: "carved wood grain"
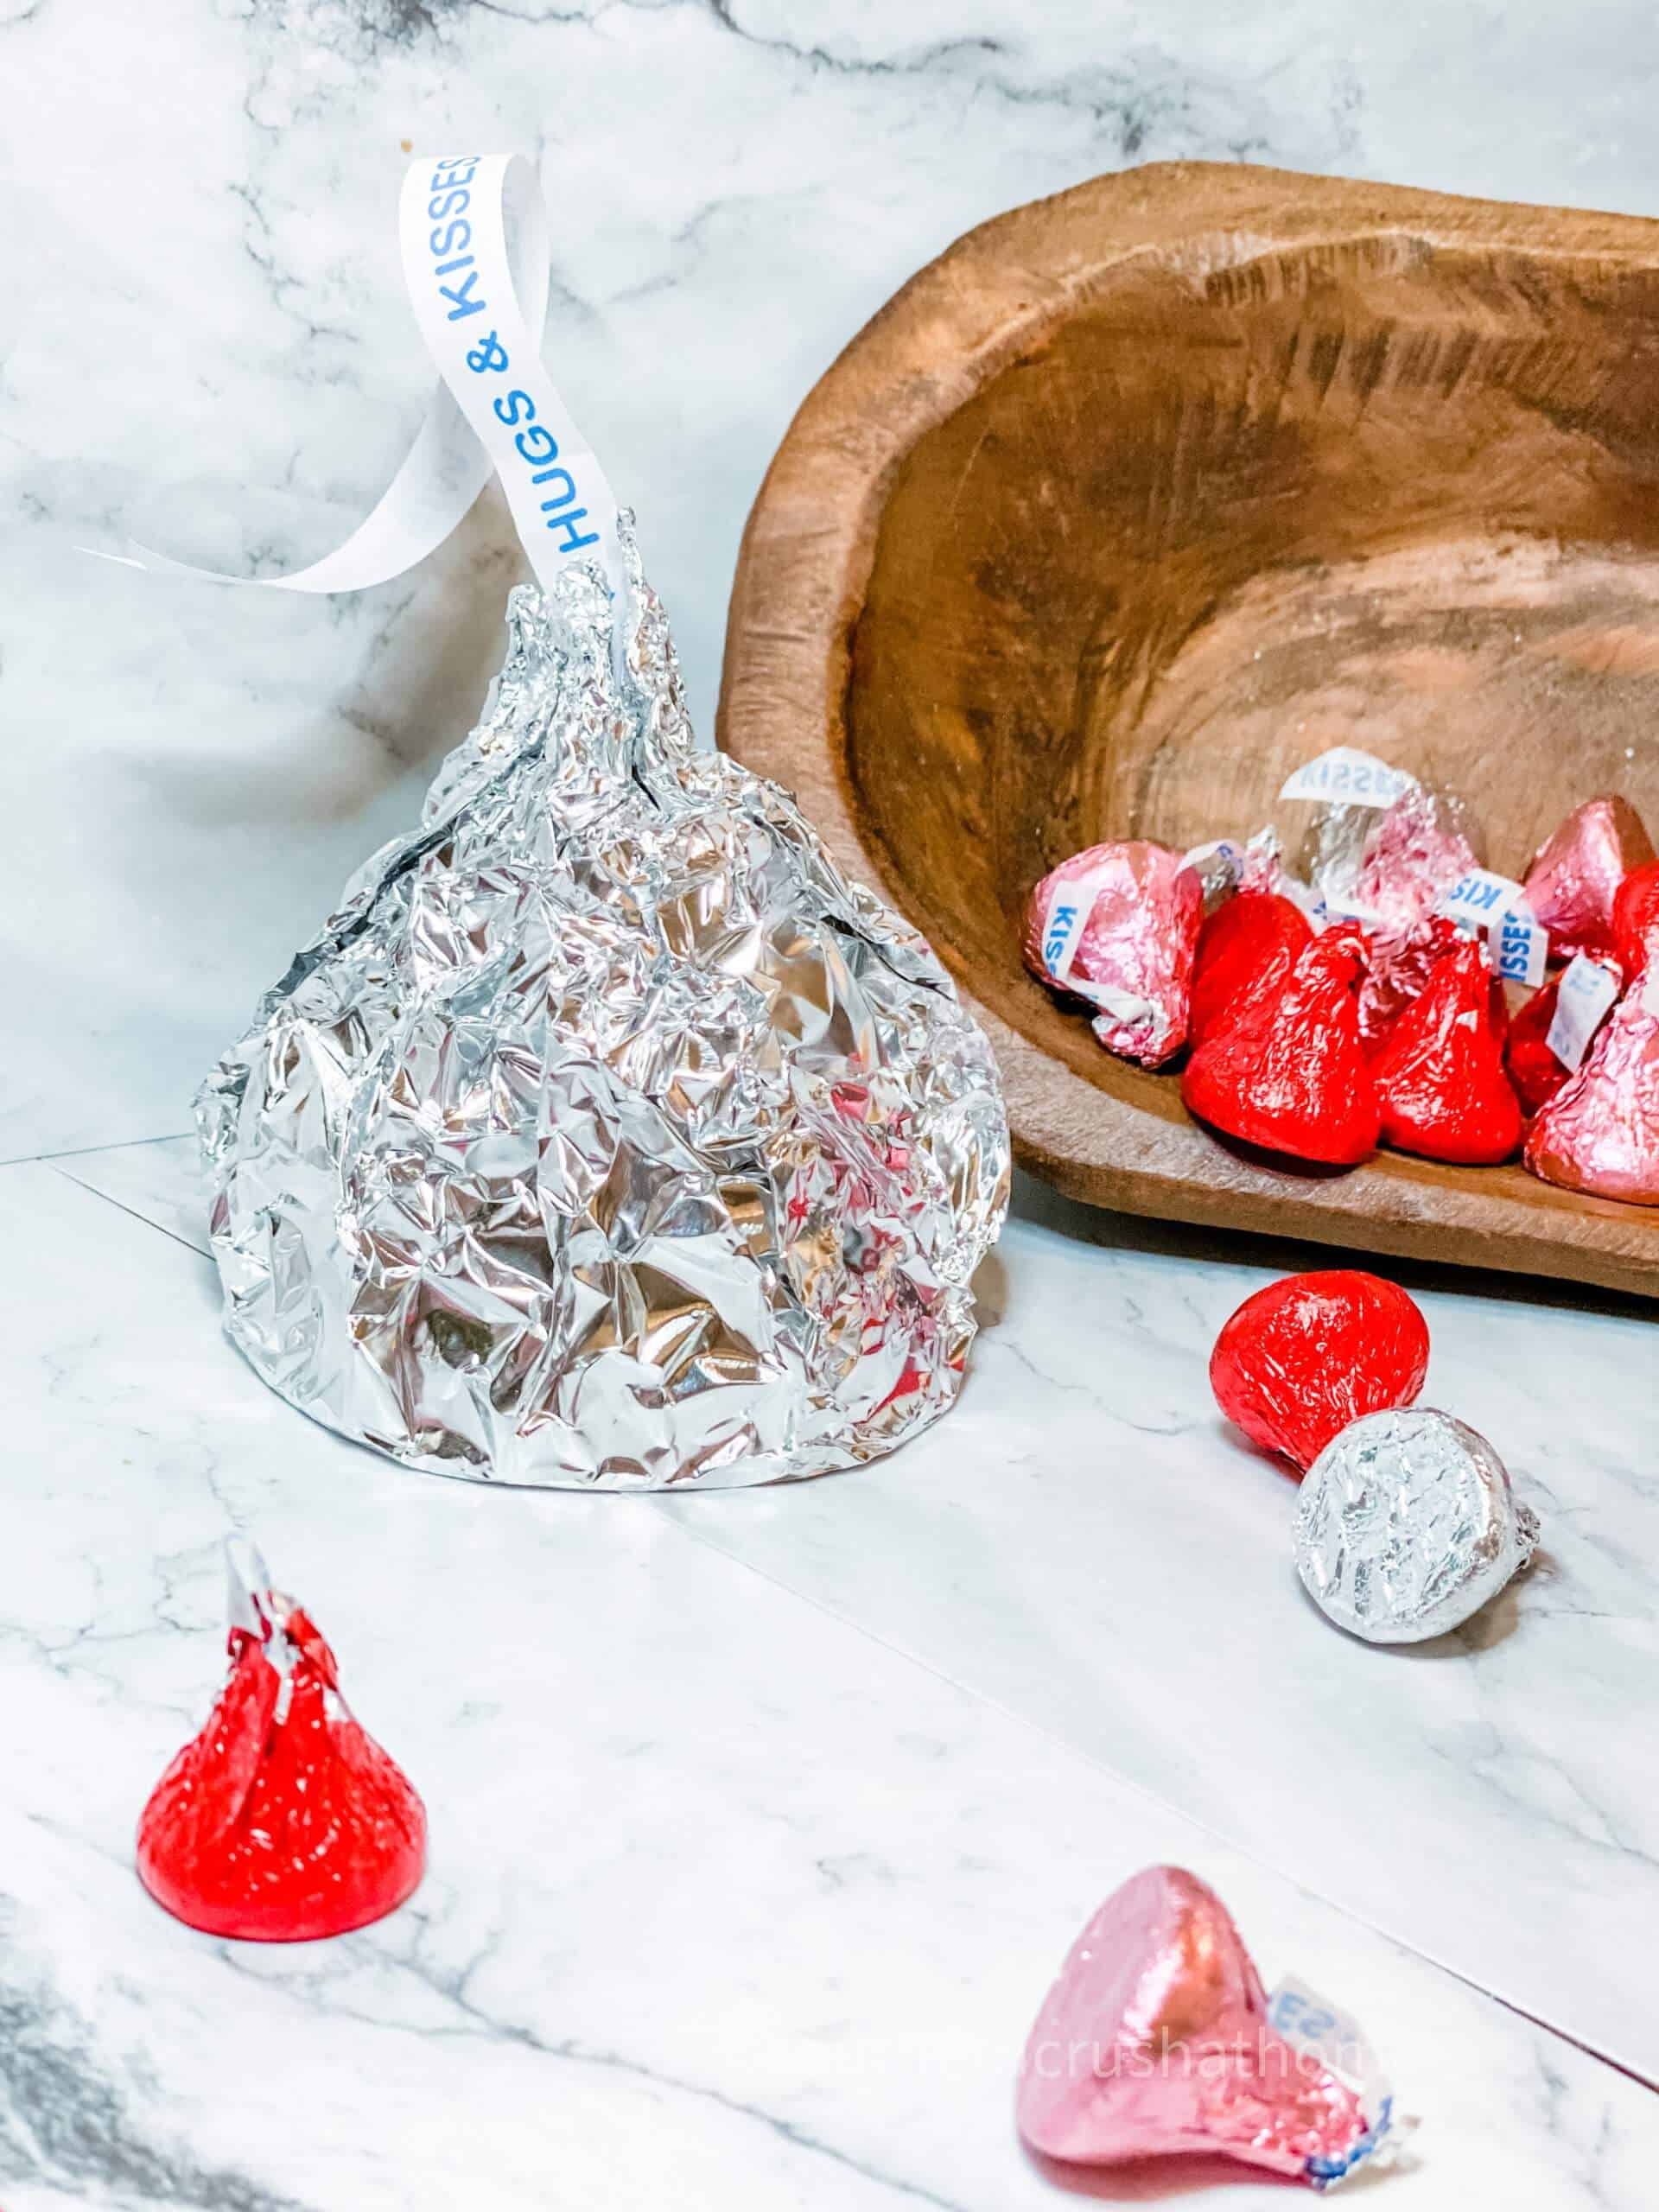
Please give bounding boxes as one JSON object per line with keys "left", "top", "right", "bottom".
{"left": 718, "top": 162, "right": 1659, "bottom": 1296}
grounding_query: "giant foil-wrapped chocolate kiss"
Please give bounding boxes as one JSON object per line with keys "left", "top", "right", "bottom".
{"left": 200, "top": 527, "right": 1009, "bottom": 1487}
{"left": 1018, "top": 1866, "right": 1395, "bottom": 2187}
{"left": 137, "top": 153, "right": 1009, "bottom": 1491}
{"left": 137, "top": 1541, "right": 426, "bottom": 1942}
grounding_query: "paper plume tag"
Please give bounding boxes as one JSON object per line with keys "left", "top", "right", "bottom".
{"left": 1278, "top": 748, "right": 1417, "bottom": 810}
{"left": 1547, "top": 953, "right": 1622, "bottom": 1071}
{"left": 1440, "top": 870, "right": 1548, "bottom": 986}
{"left": 1267, "top": 1974, "right": 1406, "bottom": 2189}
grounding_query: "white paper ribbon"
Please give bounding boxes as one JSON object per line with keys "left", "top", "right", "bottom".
{"left": 91, "top": 153, "right": 622, "bottom": 597}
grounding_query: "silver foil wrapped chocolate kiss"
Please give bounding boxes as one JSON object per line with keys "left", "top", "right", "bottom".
{"left": 1293, "top": 1407, "right": 1540, "bottom": 1643}
{"left": 198, "top": 527, "right": 1010, "bottom": 1488}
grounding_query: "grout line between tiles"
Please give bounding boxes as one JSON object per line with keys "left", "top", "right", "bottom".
{"left": 6, "top": 1128, "right": 194, "bottom": 1169}
{"left": 32, "top": 1145, "right": 1659, "bottom": 2096}
{"left": 646, "top": 1497, "right": 1659, "bottom": 2100}
{"left": 48, "top": 1161, "right": 212, "bottom": 1262}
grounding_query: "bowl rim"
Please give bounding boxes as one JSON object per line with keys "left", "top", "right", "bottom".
{"left": 717, "top": 160, "right": 1659, "bottom": 1296}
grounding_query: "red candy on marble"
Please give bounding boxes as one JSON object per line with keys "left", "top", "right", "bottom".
{"left": 137, "top": 1542, "right": 426, "bottom": 1942}
{"left": 1524, "top": 979, "right": 1659, "bottom": 1205}
{"left": 1210, "top": 1269, "right": 1430, "bottom": 1471}
{"left": 1182, "top": 925, "right": 1380, "bottom": 1165}
{"left": 1613, "top": 861, "right": 1659, "bottom": 977}
{"left": 1522, "top": 796, "right": 1655, "bottom": 964}
{"left": 1023, "top": 841, "right": 1203, "bottom": 1067}
{"left": 1188, "top": 888, "right": 1313, "bottom": 1050}
{"left": 1372, "top": 936, "right": 1522, "bottom": 1164}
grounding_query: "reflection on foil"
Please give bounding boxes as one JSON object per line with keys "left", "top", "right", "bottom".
{"left": 198, "top": 525, "right": 1009, "bottom": 1489}
{"left": 1293, "top": 1406, "right": 1540, "bottom": 1644}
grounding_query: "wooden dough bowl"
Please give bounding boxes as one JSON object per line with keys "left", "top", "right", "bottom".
{"left": 719, "top": 162, "right": 1659, "bottom": 1299}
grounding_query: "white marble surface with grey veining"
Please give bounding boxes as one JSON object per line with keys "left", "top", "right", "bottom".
{"left": 0, "top": 1154, "right": 1653, "bottom": 2211}
{"left": 5, "top": 2, "right": 1659, "bottom": 2202}
{"left": 10, "top": 0, "right": 1659, "bottom": 1155}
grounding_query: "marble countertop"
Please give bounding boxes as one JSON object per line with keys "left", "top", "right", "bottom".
{"left": 2, "top": 1137, "right": 1649, "bottom": 2209}
{"left": 3, "top": 0, "right": 1657, "bottom": 2203}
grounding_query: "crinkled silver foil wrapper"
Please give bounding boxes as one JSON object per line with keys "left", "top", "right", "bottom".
{"left": 1294, "top": 1407, "right": 1540, "bottom": 1643}
{"left": 197, "top": 527, "right": 1010, "bottom": 1488}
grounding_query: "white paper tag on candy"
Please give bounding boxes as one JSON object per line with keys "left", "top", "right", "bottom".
{"left": 1440, "top": 870, "right": 1548, "bottom": 987}
{"left": 1440, "top": 868, "right": 1522, "bottom": 929}
{"left": 1039, "top": 867, "right": 1160, "bottom": 1031}
{"left": 1278, "top": 748, "right": 1417, "bottom": 810}
{"left": 1041, "top": 867, "right": 1115, "bottom": 988}
{"left": 1548, "top": 953, "right": 1621, "bottom": 1071}
{"left": 1268, "top": 1974, "right": 1402, "bottom": 2187}
{"left": 1314, "top": 893, "right": 1386, "bottom": 930}
{"left": 1492, "top": 906, "right": 1548, "bottom": 988}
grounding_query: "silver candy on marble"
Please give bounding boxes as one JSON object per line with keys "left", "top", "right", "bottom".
{"left": 1294, "top": 1407, "right": 1540, "bottom": 1644}
{"left": 198, "top": 525, "right": 1009, "bottom": 1489}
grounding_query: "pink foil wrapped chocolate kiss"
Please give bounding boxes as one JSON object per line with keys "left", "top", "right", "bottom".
{"left": 1522, "top": 796, "right": 1655, "bottom": 964}
{"left": 1023, "top": 842, "right": 1203, "bottom": 1067}
{"left": 1525, "top": 972, "right": 1659, "bottom": 1205}
{"left": 1017, "top": 1867, "right": 1392, "bottom": 2188}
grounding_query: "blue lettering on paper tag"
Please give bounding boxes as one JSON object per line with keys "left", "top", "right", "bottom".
{"left": 1268, "top": 1974, "right": 1402, "bottom": 2190}
{"left": 1042, "top": 899, "right": 1084, "bottom": 976}
{"left": 1548, "top": 953, "right": 1621, "bottom": 1070}
{"left": 1181, "top": 838, "right": 1243, "bottom": 869}
{"left": 1493, "top": 906, "right": 1547, "bottom": 987}
{"left": 1279, "top": 747, "right": 1417, "bottom": 810}
{"left": 1440, "top": 871, "right": 1548, "bottom": 987}
{"left": 1313, "top": 893, "right": 1385, "bottom": 929}
{"left": 1441, "top": 868, "right": 1517, "bottom": 923}
{"left": 1268, "top": 1975, "right": 1378, "bottom": 2090}
{"left": 1041, "top": 867, "right": 1115, "bottom": 984}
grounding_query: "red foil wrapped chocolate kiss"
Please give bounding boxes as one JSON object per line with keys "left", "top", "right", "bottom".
{"left": 1187, "top": 884, "right": 1313, "bottom": 1050}
{"left": 1371, "top": 935, "right": 1523, "bottom": 1165}
{"left": 1506, "top": 976, "right": 1570, "bottom": 1119}
{"left": 1182, "top": 925, "right": 1380, "bottom": 1166}
{"left": 1211, "top": 1270, "right": 1430, "bottom": 1471}
{"left": 1355, "top": 912, "right": 1463, "bottom": 1058}
{"left": 1522, "top": 796, "right": 1655, "bottom": 963}
{"left": 1018, "top": 1866, "right": 1391, "bottom": 2187}
{"left": 1613, "top": 861, "right": 1659, "bottom": 977}
{"left": 137, "top": 1541, "right": 426, "bottom": 1942}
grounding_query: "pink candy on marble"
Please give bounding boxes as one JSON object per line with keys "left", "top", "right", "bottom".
{"left": 1017, "top": 1866, "right": 1380, "bottom": 2186}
